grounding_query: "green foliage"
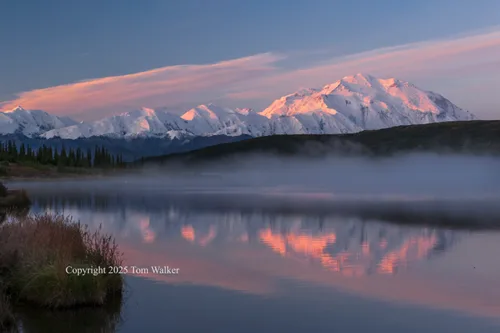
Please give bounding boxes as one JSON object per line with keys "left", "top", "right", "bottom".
{"left": 0, "top": 141, "right": 126, "bottom": 170}
{"left": 15, "top": 263, "right": 116, "bottom": 308}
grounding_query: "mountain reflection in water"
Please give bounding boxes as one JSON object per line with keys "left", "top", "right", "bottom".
{"left": 12, "top": 188, "right": 500, "bottom": 332}
{"left": 28, "top": 191, "right": 460, "bottom": 278}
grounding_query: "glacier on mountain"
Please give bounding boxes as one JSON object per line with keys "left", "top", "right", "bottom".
{"left": 1, "top": 74, "right": 476, "bottom": 140}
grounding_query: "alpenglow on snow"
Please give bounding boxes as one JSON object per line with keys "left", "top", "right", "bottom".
{"left": 1, "top": 74, "right": 476, "bottom": 140}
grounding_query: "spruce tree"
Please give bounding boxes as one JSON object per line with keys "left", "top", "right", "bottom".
{"left": 47, "top": 146, "right": 53, "bottom": 165}
{"left": 44, "top": 145, "right": 50, "bottom": 164}
{"left": 36, "top": 146, "right": 43, "bottom": 164}
{"left": 101, "top": 146, "right": 107, "bottom": 168}
{"left": 53, "top": 147, "right": 59, "bottom": 166}
{"left": 27, "top": 145, "right": 33, "bottom": 162}
{"left": 68, "top": 148, "right": 76, "bottom": 167}
{"left": 7, "top": 141, "right": 14, "bottom": 161}
{"left": 94, "top": 146, "right": 100, "bottom": 168}
{"left": 59, "top": 145, "right": 67, "bottom": 167}
{"left": 19, "top": 143, "right": 26, "bottom": 160}
{"left": 76, "top": 147, "right": 82, "bottom": 167}
{"left": 87, "top": 148, "right": 92, "bottom": 168}
{"left": 12, "top": 141, "right": 18, "bottom": 161}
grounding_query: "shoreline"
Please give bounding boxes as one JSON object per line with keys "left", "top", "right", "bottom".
{"left": 1, "top": 174, "right": 106, "bottom": 182}
{"left": 0, "top": 165, "right": 130, "bottom": 182}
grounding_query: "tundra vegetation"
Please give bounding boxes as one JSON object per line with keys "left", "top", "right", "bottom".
{"left": 0, "top": 182, "right": 124, "bottom": 330}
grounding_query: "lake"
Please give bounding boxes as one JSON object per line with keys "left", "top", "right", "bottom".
{"left": 8, "top": 176, "right": 500, "bottom": 333}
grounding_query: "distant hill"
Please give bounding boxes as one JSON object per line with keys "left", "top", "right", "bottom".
{"left": 139, "top": 121, "right": 500, "bottom": 166}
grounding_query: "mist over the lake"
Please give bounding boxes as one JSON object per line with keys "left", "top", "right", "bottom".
{"left": 10, "top": 153, "right": 500, "bottom": 229}
{"left": 15, "top": 153, "right": 500, "bottom": 196}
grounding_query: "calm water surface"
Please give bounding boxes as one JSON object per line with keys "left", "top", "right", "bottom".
{"left": 10, "top": 181, "right": 500, "bottom": 333}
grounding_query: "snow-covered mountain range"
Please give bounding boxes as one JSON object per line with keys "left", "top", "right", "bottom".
{"left": 1, "top": 74, "right": 477, "bottom": 140}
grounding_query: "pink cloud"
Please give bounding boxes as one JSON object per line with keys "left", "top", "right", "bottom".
{"left": 1, "top": 28, "right": 500, "bottom": 120}
{"left": 0, "top": 53, "right": 283, "bottom": 119}
{"left": 238, "top": 29, "right": 500, "bottom": 93}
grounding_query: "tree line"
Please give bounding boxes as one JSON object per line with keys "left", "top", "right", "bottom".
{"left": 0, "top": 140, "right": 125, "bottom": 169}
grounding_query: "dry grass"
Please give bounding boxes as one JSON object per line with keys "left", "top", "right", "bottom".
{"left": 0, "top": 213, "right": 123, "bottom": 309}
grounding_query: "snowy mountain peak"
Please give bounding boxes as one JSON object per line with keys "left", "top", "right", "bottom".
{"left": 178, "top": 103, "right": 269, "bottom": 137}
{"left": 0, "top": 106, "right": 78, "bottom": 137}
{"left": 181, "top": 104, "right": 226, "bottom": 121}
{"left": 281, "top": 88, "right": 319, "bottom": 101}
{"left": 333, "top": 73, "right": 382, "bottom": 92}
{"left": 5, "top": 74, "right": 478, "bottom": 140}
{"left": 341, "top": 72, "right": 376, "bottom": 84}
{"left": 137, "top": 107, "right": 156, "bottom": 116}
{"left": 259, "top": 74, "right": 475, "bottom": 132}
{"left": 335, "top": 74, "right": 417, "bottom": 93}
{"left": 329, "top": 74, "right": 397, "bottom": 92}
{"left": 293, "top": 87, "right": 320, "bottom": 96}
{"left": 235, "top": 108, "right": 253, "bottom": 115}
{"left": 8, "top": 105, "right": 27, "bottom": 112}
{"left": 117, "top": 107, "right": 158, "bottom": 119}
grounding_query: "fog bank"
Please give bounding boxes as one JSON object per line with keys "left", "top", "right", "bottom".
{"left": 12, "top": 153, "right": 500, "bottom": 198}
{"left": 4, "top": 153, "right": 499, "bottom": 226}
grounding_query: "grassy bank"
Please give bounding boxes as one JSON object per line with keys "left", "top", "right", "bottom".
{"left": 0, "top": 213, "right": 124, "bottom": 314}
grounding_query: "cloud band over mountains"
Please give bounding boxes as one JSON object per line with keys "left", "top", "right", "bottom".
{"left": 1, "top": 27, "right": 499, "bottom": 121}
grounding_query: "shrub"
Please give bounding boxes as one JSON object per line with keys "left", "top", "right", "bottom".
{"left": 0, "top": 213, "right": 123, "bottom": 309}
{"left": 0, "top": 189, "right": 31, "bottom": 209}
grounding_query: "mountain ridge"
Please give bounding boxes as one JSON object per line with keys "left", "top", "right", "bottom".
{"left": 1, "top": 74, "right": 477, "bottom": 140}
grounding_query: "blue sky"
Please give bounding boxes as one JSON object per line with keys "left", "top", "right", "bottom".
{"left": 1, "top": 0, "right": 500, "bottom": 120}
